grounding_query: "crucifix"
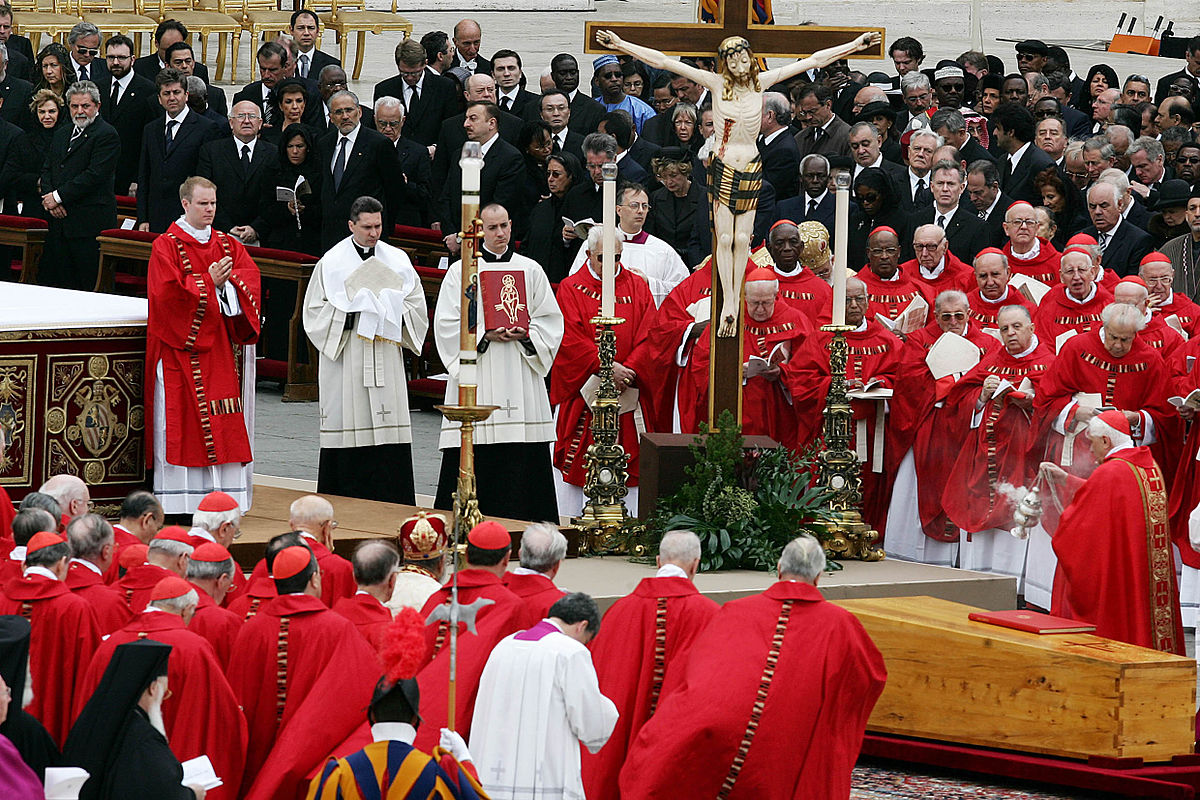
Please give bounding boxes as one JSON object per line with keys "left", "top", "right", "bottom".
{"left": 587, "top": 1, "right": 884, "bottom": 427}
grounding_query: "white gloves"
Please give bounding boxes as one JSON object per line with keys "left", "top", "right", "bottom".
{"left": 439, "top": 728, "right": 472, "bottom": 763}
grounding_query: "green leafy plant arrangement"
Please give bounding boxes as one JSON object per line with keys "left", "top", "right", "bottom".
{"left": 643, "top": 409, "right": 836, "bottom": 571}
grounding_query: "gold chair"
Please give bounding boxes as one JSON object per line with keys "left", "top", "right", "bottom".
{"left": 155, "top": 0, "right": 242, "bottom": 82}
{"left": 320, "top": 0, "right": 411, "bottom": 80}
{"left": 77, "top": 0, "right": 159, "bottom": 56}
{"left": 9, "top": 0, "right": 80, "bottom": 53}
{"left": 238, "top": 0, "right": 293, "bottom": 54}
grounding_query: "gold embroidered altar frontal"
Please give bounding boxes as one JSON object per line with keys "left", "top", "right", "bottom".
{"left": 0, "top": 285, "right": 149, "bottom": 512}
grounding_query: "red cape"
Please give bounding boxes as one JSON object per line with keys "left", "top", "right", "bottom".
{"left": 582, "top": 575, "right": 719, "bottom": 800}
{"left": 0, "top": 574, "right": 100, "bottom": 745}
{"left": 1032, "top": 285, "right": 1114, "bottom": 346}
{"left": 551, "top": 266, "right": 656, "bottom": 486}
{"left": 188, "top": 584, "right": 243, "bottom": 668}
{"left": 145, "top": 224, "right": 260, "bottom": 468}
{"left": 639, "top": 264, "right": 713, "bottom": 432}
{"left": 776, "top": 266, "right": 832, "bottom": 326}
{"left": 105, "top": 525, "right": 143, "bottom": 584}
{"left": 226, "top": 574, "right": 276, "bottom": 620}
{"left": 1052, "top": 446, "right": 1185, "bottom": 654}
{"left": 65, "top": 561, "right": 132, "bottom": 634}
{"left": 1003, "top": 238, "right": 1061, "bottom": 284}
{"left": 228, "top": 593, "right": 380, "bottom": 800}
{"left": 1167, "top": 337, "right": 1200, "bottom": 568}
{"left": 76, "top": 610, "right": 248, "bottom": 800}
{"left": 331, "top": 592, "right": 392, "bottom": 652}
{"left": 501, "top": 571, "right": 566, "bottom": 622}
{"left": 967, "top": 287, "right": 1037, "bottom": 329}
{"left": 855, "top": 265, "right": 926, "bottom": 328}
{"left": 618, "top": 581, "right": 886, "bottom": 799}
{"left": 414, "top": 570, "right": 530, "bottom": 751}
{"left": 902, "top": 253, "right": 975, "bottom": 303}
{"left": 1139, "top": 313, "right": 1184, "bottom": 361}
{"left": 247, "top": 538, "right": 355, "bottom": 608}
{"left": 942, "top": 342, "right": 1056, "bottom": 532}
{"left": 116, "top": 562, "right": 177, "bottom": 613}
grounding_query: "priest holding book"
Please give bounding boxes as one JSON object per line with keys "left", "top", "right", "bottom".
{"left": 303, "top": 195, "right": 429, "bottom": 504}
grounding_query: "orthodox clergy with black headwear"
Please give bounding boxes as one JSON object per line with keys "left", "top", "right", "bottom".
{"left": 304, "top": 195, "right": 428, "bottom": 505}
{"left": 434, "top": 204, "right": 564, "bottom": 522}
{"left": 0, "top": 616, "right": 58, "bottom": 781}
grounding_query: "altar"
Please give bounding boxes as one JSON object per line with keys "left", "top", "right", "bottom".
{"left": 0, "top": 284, "right": 149, "bottom": 514}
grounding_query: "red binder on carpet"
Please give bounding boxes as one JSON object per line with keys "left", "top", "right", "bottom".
{"left": 967, "top": 610, "right": 1097, "bottom": 634}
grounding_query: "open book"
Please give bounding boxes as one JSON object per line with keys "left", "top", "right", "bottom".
{"left": 1055, "top": 329, "right": 1078, "bottom": 353}
{"left": 875, "top": 293, "right": 928, "bottom": 336}
{"left": 991, "top": 376, "right": 1035, "bottom": 399}
{"left": 1169, "top": 388, "right": 1200, "bottom": 410}
{"left": 847, "top": 378, "right": 893, "bottom": 400}
{"left": 275, "top": 175, "right": 311, "bottom": 229}
{"left": 744, "top": 342, "right": 788, "bottom": 379}
{"left": 925, "top": 331, "right": 981, "bottom": 380}
{"left": 181, "top": 755, "right": 223, "bottom": 790}
{"left": 1163, "top": 313, "right": 1189, "bottom": 341}
{"left": 44, "top": 767, "right": 90, "bottom": 800}
{"left": 1009, "top": 273, "right": 1051, "bottom": 305}
{"left": 561, "top": 216, "right": 596, "bottom": 240}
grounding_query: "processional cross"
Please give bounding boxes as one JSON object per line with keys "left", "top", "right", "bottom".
{"left": 585, "top": 1, "right": 884, "bottom": 427}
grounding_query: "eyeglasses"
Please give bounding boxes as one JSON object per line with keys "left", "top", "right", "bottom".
{"left": 322, "top": 80, "right": 348, "bottom": 89}
{"left": 1066, "top": 170, "right": 1088, "bottom": 178}
{"left": 398, "top": 68, "right": 425, "bottom": 77}
{"left": 232, "top": 112, "right": 261, "bottom": 120}
{"left": 914, "top": 242, "right": 943, "bottom": 250}
{"left": 621, "top": 202, "right": 651, "bottom": 210}
{"left": 867, "top": 246, "right": 899, "bottom": 256}
{"left": 75, "top": 47, "right": 100, "bottom": 56}
{"left": 1007, "top": 218, "right": 1038, "bottom": 228}
{"left": 106, "top": 53, "right": 131, "bottom": 61}
{"left": 938, "top": 312, "right": 968, "bottom": 320}
{"left": 1177, "top": 156, "right": 1200, "bottom": 164}
{"left": 376, "top": 119, "right": 401, "bottom": 129}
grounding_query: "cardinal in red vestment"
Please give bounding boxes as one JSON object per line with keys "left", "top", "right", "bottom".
{"left": 967, "top": 248, "right": 1037, "bottom": 329}
{"left": 75, "top": 576, "right": 248, "bottom": 800}
{"left": 637, "top": 261, "right": 714, "bottom": 433}
{"left": 502, "top": 523, "right": 567, "bottom": 622}
{"left": 551, "top": 236, "right": 656, "bottom": 515}
{"left": 1142, "top": 252, "right": 1200, "bottom": 337}
{"left": 106, "top": 490, "right": 163, "bottom": 585}
{"left": 788, "top": 278, "right": 903, "bottom": 532}
{"left": 116, "top": 526, "right": 193, "bottom": 613}
{"left": 63, "top": 516, "right": 132, "bottom": 634}
{"left": 415, "top": 522, "right": 530, "bottom": 752}
{"left": 145, "top": 177, "right": 260, "bottom": 514}
{"left": 619, "top": 535, "right": 886, "bottom": 798}
{"left": 1041, "top": 411, "right": 1184, "bottom": 653}
{"left": 0, "top": 532, "right": 100, "bottom": 746}
{"left": 1113, "top": 276, "right": 1185, "bottom": 361}
{"left": 330, "top": 541, "right": 398, "bottom": 652}
{"left": 906, "top": 223, "right": 976, "bottom": 302}
{"left": 244, "top": 495, "right": 356, "bottom": 608}
{"left": 228, "top": 544, "right": 381, "bottom": 800}
{"left": 582, "top": 531, "right": 719, "bottom": 800}
{"left": 185, "top": 542, "right": 243, "bottom": 668}
{"left": 855, "top": 226, "right": 927, "bottom": 330}
{"left": 767, "top": 220, "right": 833, "bottom": 326}
{"left": 1002, "top": 201, "right": 1062, "bottom": 284}
{"left": 1033, "top": 249, "right": 1114, "bottom": 348}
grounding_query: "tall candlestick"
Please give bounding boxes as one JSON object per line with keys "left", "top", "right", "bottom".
{"left": 458, "top": 141, "right": 483, "bottom": 389}
{"left": 831, "top": 171, "right": 851, "bottom": 327}
{"left": 600, "top": 161, "right": 618, "bottom": 318}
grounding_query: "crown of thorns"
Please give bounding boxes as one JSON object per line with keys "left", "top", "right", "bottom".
{"left": 718, "top": 37, "right": 752, "bottom": 59}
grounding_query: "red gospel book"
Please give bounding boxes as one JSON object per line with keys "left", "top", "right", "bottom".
{"left": 967, "top": 610, "right": 1097, "bottom": 634}
{"left": 479, "top": 269, "right": 531, "bottom": 331}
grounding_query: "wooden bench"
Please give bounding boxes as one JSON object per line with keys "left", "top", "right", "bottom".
{"left": 394, "top": 224, "right": 452, "bottom": 268}
{"left": 0, "top": 214, "right": 49, "bottom": 283}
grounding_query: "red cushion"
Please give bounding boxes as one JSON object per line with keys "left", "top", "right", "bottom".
{"left": 257, "top": 358, "right": 287, "bottom": 380}
{"left": 394, "top": 224, "right": 444, "bottom": 243}
{"left": 407, "top": 378, "right": 447, "bottom": 395}
{"left": 415, "top": 265, "right": 446, "bottom": 281}
{"left": 0, "top": 215, "right": 49, "bottom": 230}
{"left": 99, "top": 228, "right": 159, "bottom": 243}
{"left": 245, "top": 245, "right": 319, "bottom": 264}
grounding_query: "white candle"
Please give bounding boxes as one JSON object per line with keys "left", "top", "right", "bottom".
{"left": 461, "top": 141, "right": 482, "bottom": 193}
{"left": 832, "top": 172, "right": 851, "bottom": 326}
{"left": 600, "top": 161, "right": 618, "bottom": 318}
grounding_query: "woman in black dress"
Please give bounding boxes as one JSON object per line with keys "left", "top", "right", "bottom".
{"left": 645, "top": 147, "right": 703, "bottom": 265}
{"left": 848, "top": 167, "right": 909, "bottom": 271}
{"left": 1, "top": 90, "right": 62, "bottom": 222}
{"left": 523, "top": 152, "right": 582, "bottom": 283}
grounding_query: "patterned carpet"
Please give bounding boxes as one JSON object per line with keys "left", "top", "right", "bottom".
{"left": 851, "top": 762, "right": 1092, "bottom": 799}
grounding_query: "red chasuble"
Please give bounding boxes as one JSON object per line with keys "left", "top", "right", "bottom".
{"left": 775, "top": 266, "right": 832, "bottom": 326}
{"left": 0, "top": 485, "right": 14, "bottom": 552}
{"left": 1004, "top": 239, "right": 1061, "bottom": 284}
{"left": 64, "top": 561, "right": 131, "bottom": 634}
{"left": 891, "top": 322, "right": 1002, "bottom": 541}
{"left": 115, "top": 562, "right": 176, "bottom": 613}
{"left": 681, "top": 304, "right": 811, "bottom": 445}
{"left": 582, "top": 575, "right": 719, "bottom": 800}
{"left": 229, "top": 593, "right": 380, "bottom": 800}
{"left": 1052, "top": 446, "right": 1184, "bottom": 653}
{"left": 551, "top": 265, "right": 656, "bottom": 487}
{"left": 331, "top": 592, "right": 392, "bottom": 651}
{"left": 1139, "top": 313, "right": 1184, "bottom": 361}
{"left": 942, "top": 342, "right": 1056, "bottom": 532}
{"left": 0, "top": 574, "right": 100, "bottom": 745}
{"left": 1167, "top": 338, "right": 1200, "bottom": 569}
{"left": 105, "top": 524, "right": 143, "bottom": 584}
{"left": 855, "top": 266, "right": 926, "bottom": 327}
{"left": 226, "top": 574, "right": 276, "bottom": 620}
{"left": 188, "top": 584, "right": 242, "bottom": 668}
{"left": 501, "top": 571, "right": 566, "bottom": 622}
{"left": 618, "top": 581, "right": 886, "bottom": 799}
{"left": 902, "top": 253, "right": 976, "bottom": 303}
{"left": 1035, "top": 331, "right": 1178, "bottom": 480}
{"left": 76, "top": 611, "right": 248, "bottom": 800}
{"left": 788, "top": 322, "right": 903, "bottom": 532}
{"left": 247, "top": 538, "right": 355, "bottom": 608}
{"left": 967, "top": 287, "right": 1037, "bottom": 329}
{"left": 639, "top": 264, "right": 713, "bottom": 432}
{"left": 1156, "top": 293, "right": 1200, "bottom": 338}
{"left": 145, "top": 223, "right": 261, "bottom": 469}
{"left": 1033, "top": 285, "right": 1114, "bottom": 346}
{"left": 414, "top": 570, "right": 529, "bottom": 752}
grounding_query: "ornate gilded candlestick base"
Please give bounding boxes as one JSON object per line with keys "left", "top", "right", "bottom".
{"left": 436, "top": 402, "right": 499, "bottom": 543}
{"left": 817, "top": 325, "right": 884, "bottom": 562}
{"left": 572, "top": 316, "right": 645, "bottom": 555}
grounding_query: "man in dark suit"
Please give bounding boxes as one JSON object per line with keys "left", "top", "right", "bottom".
{"left": 96, "top": 35, "right": 158, "bottom": 196}
{"left": 849, "top": 121, "right": 912, "bottom": 211}
{"left": 196, "top": 100, "right": 277, "bottom": 238}
{"left": 0, "top": 110, "right": 19, "bottom": 212}
{"left": 548, "top": 53, "right": 603, "bottom": 136}
{"left": 775, "top": 154, "right": 843, "bottom": 232}
{"left": 4, "top": 44, "right": 28, "bottom": 82}
{"left": 165, "top": 41, "right": 227, "bottom": 117}
{"left": 316, "top": 65, "right": 373, "bottom": 131}
{"left": 1041, "top": 78, "right": 1091, "bottom": 139}
{"left": 449, "top": 19, "right": 490, "bottom": 76}
{"left": 994, "top": 102, "right": 1056, "bottom": 205}
{"left": 316, "top": 90, "right": 402, "bottom": 250}
{"left": 0, "top": 43, "right": 32, "bottom": 129}
{"left": 931, "top": 108, "right": 996, "bottom": 166}
{"left": 1084, "top": 181, "right": 1155, "bottom": 277}
{"left": 794, "top": 84, "right": 851, "bottom": 160}
{"left": 373, "top": 39, "right": 456, "bottom": 147}
{"left": 431, "top": 72, "right": 522, "bottom": 188}
{"left": 374, "top": 96, "right": 432, "bottom": 227}
{"left": 597, "top": 110, "right": 651, "bottom": 186}
{"left": 491, "top": 49, "right": 538, "bottom": 117}
{"left": 1154, "top": 36, "right": 1200, "bottom": 104}
{"left": 909, "top": 160, "right": 990, "bottom": 264}
{"left": 134, "top": 20, "right": 211, "bottom": 84}
{"left": 759, "top": 91, "right": 801, "bottom": 200}
{"left": 966, "top": 159, "right": 1013, "bottom": 248}
{"left": 137, "top": 68, "right": 223, "bottom": 232}
{"left": 290, "top": 9, "right": 339, "bottom": 81}
{"left": 39, "top": 81, "right": 120, "bottom": 290}
{"left": 66, "top": 22, "right": 108, "bottom": 85}
{"left": 439, "top": 102, "right": 527, "bottom": 244}
{"left": 232, "top": 41, "right": 299, "bottom": 130}
{"left": 0, "top": 5, "right": 31, "bottom": 59}
{"left": 539, "top": 90, "right": 584, "bottom": 163}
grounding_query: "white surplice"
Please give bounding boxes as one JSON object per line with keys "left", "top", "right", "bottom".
{"left": 470, "top": 620, "right": 618, "bottom": 800}
{"left": 435, "top": 252, "right": 563, "bottom": 449}
{"left": 567, "top": 230, "right": 689, "bottom": 307}
{"left": 302, "top": 237, "right": 428, "bottom": 448}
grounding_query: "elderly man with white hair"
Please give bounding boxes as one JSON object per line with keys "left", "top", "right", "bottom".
{"left": 584, "top": 529, "right": 720, "bottom": 798}
{"left": 1082, "top": 179, "right": 1155, "bottom": 278}
{"left": 503, "top": 522, "right": 568, "bottom": 621}
{"left": 78, "top": 574, "right": 250, "bottom": 798}
{"left": 1039, "top": 410, "right": 1184, "bottom": 653}
{"left": 619, "top": 534, "right": 886, "bottom": 797}
{"left": 38, "top": 474, "right": 89, "bottom": 520}
{"left": 1033, "top": 246, "right": 1114, "bottom": 347}
{"left": 374, "top": 94, "right": 434, "bottom": 226}
{"left": 246, "top": 494, "right": 355, "bottom": 607}
{"left": 1113, "top": 275, "right": 1184, "bottom": 358}
{"left": 64, "top": 514, "right": 131, "bottom": 634}
{"left": 116, "top": 526, "right": 195, "bottom": 613}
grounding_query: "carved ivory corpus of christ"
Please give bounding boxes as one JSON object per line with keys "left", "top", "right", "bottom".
{"left": 596, "top": 28, "right": 880, "bottom": 336}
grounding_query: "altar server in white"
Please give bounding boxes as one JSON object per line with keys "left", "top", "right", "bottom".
{"left": 568, "top": 183, "right": 689, "bottom": 306}
{"left": 470, "top": 592, "right": 619, "bottom": 800}
{"left": 434, "top": 203, "right": 564, "bottom": 522}
{"left": 303, "top": 195, "right": 428, "bottom": 504}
